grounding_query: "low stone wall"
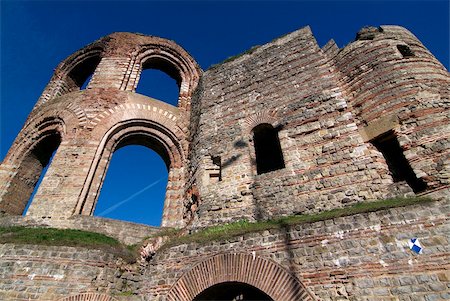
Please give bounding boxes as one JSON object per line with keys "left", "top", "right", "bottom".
{"left": 0, "top": 244, "right": 117, "bottom": 301}
{"left": 0, "top": 215, "right": 160, "bottom": 245}
{"left": 0, "top": 200, "right": 448, "bottom": 300}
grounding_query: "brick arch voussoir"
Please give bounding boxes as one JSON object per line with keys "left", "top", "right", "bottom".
{"left": 88, "top": 104, "right": 185, "bottom": 147}
{"left": 6, "top": 99, "right": 87, "bottom": 164}
{"left": 135, "top": 42, "right": 201, "bottom": 94}
{"left": 242, "top": 110, "right": 280, "bottom": 135}
{"left": 166, "top": 253, "right": 316, "bottom": 301}
{"left": 24, "top": 100, "right": 87, "bottom": 132}
{"left": 57, "top": 293, "right": 117, "bottom": 301}
{"left": 37, "top": 45, "right": 105, "bottom": 107}
{"left": 75, "top": 108, "right": 187, "bottom": 216}
{"left": 57, "top": 44, "right": 104, "bottom": 75}
{"left": 4, "top": 113, "right": 68, "bottom": 166}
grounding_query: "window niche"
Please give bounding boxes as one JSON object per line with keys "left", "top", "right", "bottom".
{"left": 252, "top": 123, "right": 285, "bottom": 175}
{"left": 371, "top": 131, "right": 426, "bottom": 193}
{"left": 397, "top": 44, "right": 414, "bottom": 58}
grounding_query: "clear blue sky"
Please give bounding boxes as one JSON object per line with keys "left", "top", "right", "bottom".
{"left": 1, "top": 1, "right": 449, "bottom": 226}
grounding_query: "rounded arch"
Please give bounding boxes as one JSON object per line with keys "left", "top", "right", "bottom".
{"left": 5, "top": 116, "right": 66, "bottom": 165}
{"left": 0, "top": 116, "right": 65, "bottom": 215}
{"left": 38, "top": 44, "right": 104, "bottom": 106}
{"left": 57, "top": 293, "right": 117, "bottom": 301}
{"left": 166, "top": 253, "right": 316, "bottom": 301}
{"left": 125, "top": 38, "right": 201, "bottom": 112}
{"left": 242, "top": 109, "right": 279, "bottom": 135}
{"left": 76, "top": 108, "right": 187, "bottom": 227}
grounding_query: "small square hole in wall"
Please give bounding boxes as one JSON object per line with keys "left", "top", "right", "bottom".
{"left": 397, "top": 45, "right": 414, "bottom": 58}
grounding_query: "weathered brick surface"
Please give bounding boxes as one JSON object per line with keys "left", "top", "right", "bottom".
{"left": 188, "top": 26, "right": 448, "bottom": 227}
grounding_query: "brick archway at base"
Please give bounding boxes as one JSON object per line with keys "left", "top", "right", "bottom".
{"left": 166, "top": 253, "right": 316, "bottom": 301}
{"left": 57, "top": 293, "right": 117, "bottom": 301}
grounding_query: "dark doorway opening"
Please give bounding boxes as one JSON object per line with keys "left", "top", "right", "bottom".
{"left": 371, "top": 131, "right": 427, "bottom": 193}
{"left": 253, "top": 124, "right": 285, "bottom": 174}
{"left": 193, "top": 282, "right": 273, "bottom": 301}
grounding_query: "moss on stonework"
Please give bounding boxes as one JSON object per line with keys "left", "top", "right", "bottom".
{"left": 0, "top": 227, "right": 136, "bottom": 263}
{"left": 159, "top": 196, "right": 435, "bottom": 249}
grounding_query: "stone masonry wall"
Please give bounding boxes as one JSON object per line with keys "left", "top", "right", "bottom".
{"left": 143, "top": 199, "right": 450, "bottom": 301}
{"left": 1, "top": 199, "right": 448, "bottom": 300}
{"left": 0, "top": 244, "right": 118, "bottom": 301}
{"left": 189, "top": 26, "right": 410, "bottom": 228}
{"left": 329, "top": 26, "right": 450, "bottom": 192}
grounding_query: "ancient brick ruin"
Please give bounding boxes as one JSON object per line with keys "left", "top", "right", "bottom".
{"left": 0, "top": 25, "right": 449, "bottom": 300}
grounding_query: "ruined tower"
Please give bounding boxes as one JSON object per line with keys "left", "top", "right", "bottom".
{"left": 0, "top": 25, "right": 449, "bottom": 300}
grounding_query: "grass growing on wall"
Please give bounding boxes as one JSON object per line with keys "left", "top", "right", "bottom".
{"left": 160, "top": 196, "right": 435, "bottom": 248}
{"left": 0, "top": 227, "right": 136, "bottom": 262}
{"left": 0, "top": 196, "right": 437, "bottom": 262}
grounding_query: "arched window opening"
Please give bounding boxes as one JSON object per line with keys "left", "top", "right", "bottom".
{"left": 22, "top": 148, "right": 57, "bottom": 215}
{"left": 193, "top": 282, "right": 273, "bottom": 301}
{"left": 3, "top": 134, "right": 61, "bottom": 215}
{"left": 67, "top": 55, "right": 100, "bottom": 91}
{"left": 93, "top": 144, "right": 169, "bottom": 226}
{"left": 371, "top": 131, "right": 427, "bottom": 193}
{"left": 136, "top": 57, "right": 181, "bottom": 106}
{"left": 253, "top": 123, "right": 285, "bottom": 175}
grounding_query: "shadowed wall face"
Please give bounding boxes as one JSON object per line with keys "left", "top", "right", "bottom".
{"left": 1, "top": 133, "right": 61, "bottom": 215}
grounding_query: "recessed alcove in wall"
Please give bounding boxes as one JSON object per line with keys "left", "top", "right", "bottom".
{"left": 371, "top": 131, "right": 427, "bottom": 193}
{"left": 253, "top": 123, "right": 285, "bottom": 174}
{"left": 135, "top": 58, "right": 181, "bottom": 106}
{"left": 93, "top": 144, "right": 168, "bottom": 226}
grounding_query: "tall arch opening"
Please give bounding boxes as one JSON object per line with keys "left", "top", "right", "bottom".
{"left": 93, "top": 144, "right": 169, "bottom": 226}
{"left": 1, "top": 133, "right": 61, "bottom": 215}
{"left": 194, "top": 282, "right": 273, "bottom": 301}
{"left": 79, "top": 119, "right": 186, "bottom": 228}
{"left": 136, "top": 57, "right": 181, "bottom": 106}
{"left": 253, "top": 123, "right": 285, "bottom": 174}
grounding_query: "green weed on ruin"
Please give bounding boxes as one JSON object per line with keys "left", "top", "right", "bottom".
{"left": 160, "top": 196, "right": 435, "bottom": 249}
{"left": 0, "top": 227, "right": 136, "bottom": 263}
